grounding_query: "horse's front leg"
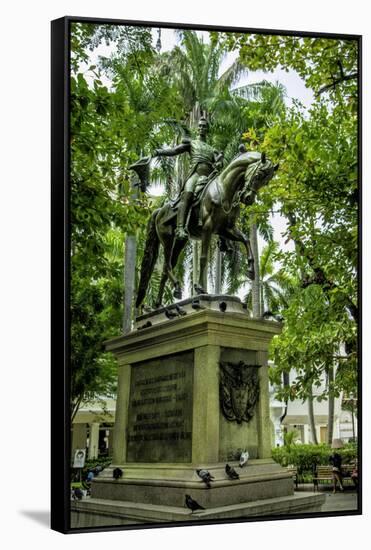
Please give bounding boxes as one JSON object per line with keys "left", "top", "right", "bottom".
{"left": 161, "top": 232, "right": 187, "bottom": 302}
{"left": 196, "top": 227, "right": 212, "bottom": 294}
{"left": 219, "top": 227, "right": 255, "bottom": 280}
{"left": 155, "top": 268, "right": 168, "bottom": 308}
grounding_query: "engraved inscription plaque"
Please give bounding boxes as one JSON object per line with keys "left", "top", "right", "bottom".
{"left": 127, "top": 351, "right": 194, "bottom": 462}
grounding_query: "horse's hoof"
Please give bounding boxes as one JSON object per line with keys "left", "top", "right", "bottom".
{"left": 173, "top": 287, "right": 182, "bottom": 299}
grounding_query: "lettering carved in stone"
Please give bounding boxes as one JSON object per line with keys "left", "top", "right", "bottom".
{"left": 219, "top": 361, "right": 260, "bottom": 424}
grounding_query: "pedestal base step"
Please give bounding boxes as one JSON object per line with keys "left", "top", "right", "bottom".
{"left": 71, "top": 492, "right": 326, "bottom": 528}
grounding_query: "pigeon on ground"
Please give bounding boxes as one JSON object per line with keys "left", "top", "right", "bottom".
{"left": 113, "top": 467, "right": 123, "bottom": 480}
{"left": 196, "top": 469, "right": 215, "bottom": 488}
{"left": 165, "top": 308, "right": 179, "bottom": 320}
{"left": 225, "top": 464, "right": 240, "bottom": 480}
{"left": 185, "top": 494, "right": 205, "bottom": 512}
{"left": 239, "top": 450, "right": 249, "bottom": 468}
{"left": 175, "top": 303, "right": 187, "bottom": 316}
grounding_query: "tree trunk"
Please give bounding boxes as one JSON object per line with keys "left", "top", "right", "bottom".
{"left": 327, "top": 365, "right": 335, "bottom": 445}
{"left": 308, "top": 385, "right": 319, "bottom": 444}
{"left": 122, "top": 180, "right": 138, "bottom": 333}
{"left": 250, "top": 221, "right": 261, "bottom": 317}
{"left": 192, "top": 241, "right": 200, "bottom": 294}
{"left": 123, "top": 235, "right": 137, "bottom": 333}
{"left": 215, "top": 247, "right": 222, "bottom": 294}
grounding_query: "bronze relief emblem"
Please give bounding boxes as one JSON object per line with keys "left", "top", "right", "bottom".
{"left": 219, "top": 361, "right": 260, "bottom": 423}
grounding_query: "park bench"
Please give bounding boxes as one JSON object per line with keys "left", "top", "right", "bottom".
{"left": 313, "top": 464, "right": 354, "bottom": 491}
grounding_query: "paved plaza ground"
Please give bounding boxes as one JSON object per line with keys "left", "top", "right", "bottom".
{"left": 319, "top": 490, "right": 358, "bottom": 513}
{"left": 295, "top": 486, "right": 358, "bottom": 513}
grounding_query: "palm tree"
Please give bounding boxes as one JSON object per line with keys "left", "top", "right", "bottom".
{"left": 157, "top": 31, "right": 250, "bottom": 292}
{"left": 232, "top": 81, "right": 286, "bottom": 314}
{"left": 242, "top": 241, "right": 293, "bottom": 315}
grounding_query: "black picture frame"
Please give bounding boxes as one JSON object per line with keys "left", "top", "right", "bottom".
{"left": 51, "top": 15, "right": 362, "bottom": 534}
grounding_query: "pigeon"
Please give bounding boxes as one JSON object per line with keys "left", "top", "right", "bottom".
{"left": 239, "top": 450, "right": 249, "bottom": 468}
{"left": 185, "top": 494, "right": 205, "bottom": 512}
{"left": 225, "top": 464, "right": 240, "bottom": 480}
{"left": 165, "top": 308, "right": 179, "bottom": 320}
{"left": 113, "top": 467, "right": 123, "bottom": 480}
{"left": 175, "top": 303, "right": 187, "bottom": 316}
{"left": 73, "top": 487, "right": 84, "bottom": 500}
{"left": 262, "top": 311, "right": 284, "bottom": 322}
{"left": 191, "top": 298, "right": 206, "bottom": 311}
{"left": 196, "top": 469, "right": 214, "bottom": 488}
{"left": 193, "top": 283, "right": 207, "bottom": 295}
{"left": 138, "top": 321, "right": 152, "bottom": 330}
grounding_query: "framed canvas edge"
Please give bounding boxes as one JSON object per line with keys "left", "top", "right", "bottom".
{"left": 51, "top": 16, "right": 71, "bottom": 534}
{"left": 51, "top": 15, "right": 362, "bottom": 534}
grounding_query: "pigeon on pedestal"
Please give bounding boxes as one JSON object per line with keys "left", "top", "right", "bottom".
{"left": 191, "top": 299, "right": 206, "bottom": 311}
{"left": 225, "top": 464, "right": 240, "bottom": 480}
{"left": 165, "top": 308, "right": 179, "bottom": 320}
{"left": 239, "top": 450, "right": 249, "bottom": 468}
{"left": 196, "top": 469, "right": 214, "bottom": 488}
{"left": 113, "top": 467, "right": 123, "bottom": 480}
{"left": 175, "top": 303, "right": 187, "bottom": 316}
{"left": 185, "top": 494, "right": 205, "bottom": 512}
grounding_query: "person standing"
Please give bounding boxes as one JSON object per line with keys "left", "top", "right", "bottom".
{"left": 329, "top": 439, "right": 344, "bottom": 493}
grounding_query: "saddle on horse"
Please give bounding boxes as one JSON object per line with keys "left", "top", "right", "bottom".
{"left": 164, "top": 171, "right": 218, "bottom": 227}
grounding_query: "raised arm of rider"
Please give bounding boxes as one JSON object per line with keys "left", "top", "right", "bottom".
{"left": 154, "top": 141, "right": 190, "bottom": 157}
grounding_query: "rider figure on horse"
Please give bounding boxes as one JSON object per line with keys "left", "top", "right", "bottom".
{"left": 154, "top": 116, "right": 223, "bottom": 240}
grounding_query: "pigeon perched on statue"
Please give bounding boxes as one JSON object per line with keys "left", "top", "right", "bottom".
{"left": 175, "top": 303, "right": 187, "bottom": 316}
{"left": 191, "top": 298, "right": 206, "bottom": 311}
{"left": 262, "top": 311, "right": 284, "bottom": 322}
{"left": 137, "top": 320, "right": 152, "bottom": 330}
{"left": 185, "top": 494, "right": 205, "bottom": 512}
{"left": 225, "top": 464, "right": 240, "bottom": 480}
{"left": 239, "top": 450, "right": 249, "bottom": 468}
{"left": 165, "top": 308, "right": 179, "bottom": 320}
{"left": 196, "top": 469, "right": 214, "bottom": 488}
{"left": 113, "top": 467, "right": 123, "bottom": 480}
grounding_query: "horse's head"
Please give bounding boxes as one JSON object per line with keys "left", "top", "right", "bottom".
{"left": 241, "top": 152, "right": 279, "bottom": 205}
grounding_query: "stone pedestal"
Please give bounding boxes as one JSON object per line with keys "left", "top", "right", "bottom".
{"left": 71, "top": 301, "right": 325, "bottom": 527}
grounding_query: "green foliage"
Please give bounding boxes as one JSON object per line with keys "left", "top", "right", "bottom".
{"left": 283, "top": 428, "right": 300, "bottom": 450}
{"left": 69, "top": 24, "right": 358, "bottom": 425}
{"left": 215, "top": 34, "right": 358, "bottom": 106}
{"left": 70, "top": 24, "right": 179, "bottom": 418}
{"left": 218, "top": 33, "right": 359, "bottom": 402}
{"left": 272, "top": 443, "right": 357, "bottom": 471}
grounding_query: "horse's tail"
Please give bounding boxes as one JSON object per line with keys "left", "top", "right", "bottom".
{"left": 136, "top": 209, "right": 160, "bottom": 308}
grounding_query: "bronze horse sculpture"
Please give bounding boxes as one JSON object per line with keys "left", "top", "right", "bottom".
{"left": 135, "top": 150, "right": 278, "bottom": 309}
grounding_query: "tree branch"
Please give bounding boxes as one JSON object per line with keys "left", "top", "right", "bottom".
{"left": 317, "top": 72, "right": 358, "bottom": 96}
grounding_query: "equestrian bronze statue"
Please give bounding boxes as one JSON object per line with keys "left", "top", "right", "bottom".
{"left": 134, "top": 148, "right": 278, "bottom": 309}
{"left": 154, "top": 116, "right": 224, "bottom": 240}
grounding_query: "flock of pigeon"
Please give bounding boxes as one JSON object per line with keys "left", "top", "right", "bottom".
{"left": 186, "top": 451, "right": 249, "bottom": 512}
{"left": 138, "top": 300, "right": 208, "bottom": 329}
{"left": 73, "top": 451, "right": 250, "bottom": 514}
